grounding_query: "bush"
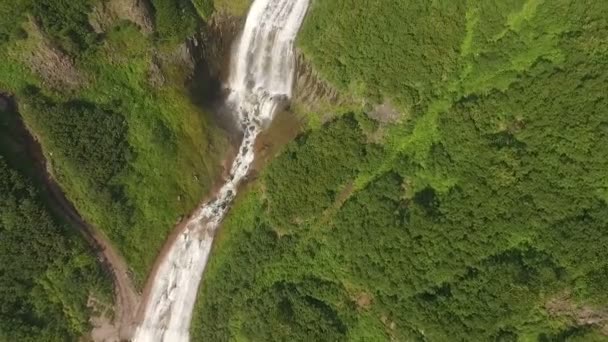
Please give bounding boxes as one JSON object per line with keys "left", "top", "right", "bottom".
{"left": 152, "top": 0, "right": 199, "bottom": 42}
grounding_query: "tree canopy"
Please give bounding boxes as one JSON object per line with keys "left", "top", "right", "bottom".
{"left": 192, "top": 1, "right": 608, "bottom": 341}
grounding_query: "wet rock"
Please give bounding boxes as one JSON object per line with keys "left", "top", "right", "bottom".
{"left": 194, "top": 12, "right": 244, "bottom": 82}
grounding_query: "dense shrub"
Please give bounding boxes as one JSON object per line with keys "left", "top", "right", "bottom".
{"left": 151, "top": 0, "right": 199, "bottom": 42}
{"left": 0, "top": 156, "right": 107, "bottom": 341}
{"left": 24, "top": 95, "right": 130, "bottom": 191}
{"left": 193, "top": 1, "right": 608, "bottom": 341}
{"left": 31, "top": 0, "right": 98, "bottom": 53}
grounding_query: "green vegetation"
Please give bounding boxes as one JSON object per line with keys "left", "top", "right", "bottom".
{"left": 0, "top": 0, "right": 97, "bottom": 53}
{"left": 191, "top": 0, "right": 215, "bottom": 19}
{"left": 0, "top": 0, "right": 231, "bottom": 285}
{"left": 212, "top": 0, "right": 250, "bottom": 16}
{"left": 0, "top": 107, "right": 110, "bottom": 341}
{"left": 31, "top": 0, "right": 98, "bottom": 53}
{"left": 24, "top": 94, "right": 130, "bottom": 190}
{"left": 152, "top": 0, "right": 199, "bottom": 41}
{"left": 2, "top": 0, "right": 606, "bottom": 340}
{"left": 193, "top": 0, "right": 608, "bottom": 341}
{"left": 0, "top": 0, "right": 252, "bottom": 337}
{"left": 298, "top": 1, "right": 466, "bottom": 114}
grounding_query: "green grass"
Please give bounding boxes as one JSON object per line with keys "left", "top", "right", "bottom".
{"left": 0, "top": 109, "right": 111, "bottom": 341}
{"left": 212, "top": 0, "right": 250, "bottom": 16}
{"left": 59, "top": 24, "right": 227, "bottom": 283}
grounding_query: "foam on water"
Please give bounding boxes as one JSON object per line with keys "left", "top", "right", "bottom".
{"left": 133, "top": 0, "right": 309, "bottom": 340}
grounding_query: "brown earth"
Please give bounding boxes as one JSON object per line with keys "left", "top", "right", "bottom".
{"left": 21, "top": 19, "right": 84, "bottom": 90}
{"left": 354, "top": 292, "right": 373, "bottom": 311}
{"left": 252, "top": 108, "right": 303, "bottom": 173}
{"left": 89, "top": 0, "right": 154, "bottom": 34}
{"left": 546, "top": 291, "right": 608, "bottom": 335}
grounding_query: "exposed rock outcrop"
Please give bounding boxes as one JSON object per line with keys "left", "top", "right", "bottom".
{"left": 147, "top": 55, "right": 166, "bottom": 88}
{"left": 22, "top": 19, "right": 84, "bottom": 90}
{"left": 368, "top": 101, "right": 401, "bottom": 123}
{"left": 180, "top": 12, "right": 245, "bottom": 134}
{"left": 293, "top": 51, "right": 348, "bottom": 112}
{"left": 196, "top": 12, "right": 244, "bottom": 81}
{"left": 89, "top": 0, "right": 154, "bottom": 34}
{"left": 293, "top": 52, "right": 404, "bottom": 124}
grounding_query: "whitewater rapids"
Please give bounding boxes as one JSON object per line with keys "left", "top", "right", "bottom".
{"left": 133, "top": 0, "right": 309, "bottom": 341}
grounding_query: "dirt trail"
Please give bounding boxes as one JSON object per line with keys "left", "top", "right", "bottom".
{"left": 45, "top": 178, "right": 140, "bottom": 341}
{"left": 3, "top": 96, "right": 139, "bottom": 341}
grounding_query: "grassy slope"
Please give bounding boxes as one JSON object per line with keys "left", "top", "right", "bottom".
{"left": 213, "top": 0, "right": 251, "bottom": 16}
{"left": 193, "top": 1, "right": 608, "bottom": 341}
{"left": 0, "top": 0, "right": 228, "bottom": 284}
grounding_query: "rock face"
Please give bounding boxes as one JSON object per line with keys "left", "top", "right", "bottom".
{"left": 27, "top": 45, "right": 82, "bottom": 89}
{"left": 23, "top": 19, "right": 84, "bottom": 90}
{"left": 195, "top": 12, "right": 244, "bottom": 81}
{"left": 181, "top": 12, "right": 245, "bottom": 131}
{"left": 89, "top": 0, "right": 154, "bottom": 34}
{"left": 147, "top": 55, "right": 166, "bottom": 88}
{"left": 293, "top": 51, "right": 344, "bottom": 109}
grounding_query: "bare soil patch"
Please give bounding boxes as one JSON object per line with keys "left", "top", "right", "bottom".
{"left": 546, "top": 292, "right": 608, "bottom": 335}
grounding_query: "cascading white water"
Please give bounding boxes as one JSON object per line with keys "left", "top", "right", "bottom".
{"left": 133, "top": 0, "right": 309, "bottom": 341}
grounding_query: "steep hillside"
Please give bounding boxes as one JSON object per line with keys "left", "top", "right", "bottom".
{"left": 0, "top": 100, "right": 111, "bottom": 341}
{"left": 193, "top": 1, "right": 608, "bottom": 341}
{"left": 0, "top": 0, "right": 231, "bottom": 285}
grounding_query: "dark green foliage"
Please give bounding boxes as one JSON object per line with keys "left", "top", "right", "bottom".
{"left": 401, "top": 248, "right": 564, "bottom": 340}
{"left": 265, "top": 115, "right": 382, "bottom": 228}
{"left": 151, "top": 0, "right": 200, "bottom": 41}
{"left": 238, "top": 279, "right": 352, "bottom": 342}
{"left": 194, "top": 0, "right": 608, "bottom": 341}
{"left": 25, "top": 95, "right": 130, "bottom": 188}
{"left": 0, "top": 0, "right": 97, "bottom": 52}
{"left": 0, "top": 0, "right": 31, "bottom": 44}
{"left": 31, "top": 0, "right": 98, "bottom": 53}
{"left": 193, "top": 220, "right": 299, "bottom": 341}
{"left": 0, "top": 156, "right": 107, "bottom": 341}
{"left": 17, "top": 92, "right": 139, "bottom": 254}
{"left": 299, "top": 0, "right": 467, "bottom": 112}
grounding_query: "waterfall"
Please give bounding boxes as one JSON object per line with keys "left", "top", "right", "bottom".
{"left": 133, "top": 0, "right": 309, "bottom": 341}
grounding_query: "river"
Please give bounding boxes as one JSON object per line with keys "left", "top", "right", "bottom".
{"left": 133, "top": 0, "right": 310, "bottom": 340}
